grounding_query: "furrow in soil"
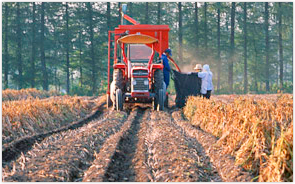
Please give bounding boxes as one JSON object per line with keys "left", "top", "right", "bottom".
{"left": 83, "top": 107, "right": 150, "bottom": 182}
{"left": 2, "top": 110, "right": 127, "bottom": 182}
{"left": 171, "top": 109, "right": 253, "bottom": 182}
{"left": 2, "top": 98, "right": 106, "bottom": 164}
{"left": 100, "top": 107, "right": 147, "bottom": 182}
{"left": 145, "top": 110, "right": 222, "bottom": 182}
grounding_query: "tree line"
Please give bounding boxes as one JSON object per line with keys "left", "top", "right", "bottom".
{"left": 2, "top": 2, "right": 293, "bottom": 95}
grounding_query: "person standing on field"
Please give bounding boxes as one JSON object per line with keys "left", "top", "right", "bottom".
{"left": 194, "top": 64, "right": 202, "bottom": 73}
{"left": 161, "top": 48, "right": 172, "bottom": 89}
{"left": 197, "top": 64, "right": 213, "bottom": 99}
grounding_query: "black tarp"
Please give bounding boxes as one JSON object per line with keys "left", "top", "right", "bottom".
{"left": 172, "top": 69, "right": 202, "bottom": 108}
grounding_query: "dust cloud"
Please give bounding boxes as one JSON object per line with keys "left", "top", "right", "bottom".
{"left": 171, "top": 47, "right": 219, "bottom": 74}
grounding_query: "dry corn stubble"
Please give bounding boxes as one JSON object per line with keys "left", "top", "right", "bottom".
{"left": 3, "top": 110, "right": 128, "bottom": 182}
{"left": 2, "top": 96, "right": 96, "bottom": 145}
{"left": 183, "top": 94, "right": 293, "bottom": 182}
{"left": 2, "top": 88, "right": 60, "bottom": 101}
{"left": 171, "top": 109, "right": 251, "bottom": 182}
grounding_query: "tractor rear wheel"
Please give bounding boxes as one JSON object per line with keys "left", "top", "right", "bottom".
{"left": 107, "top": 94, "right": 112, "bottom": 108}
{"left": 116, "top": 89, "right": 123, "bottom": 111}
{"left": 113, "top": 69, "right": 123, "bottom": 90}
{"left": 164, "top": 93, "right": 169, "bottom": 108}
{"left": 158, "top": 89, "right": 165, "bottom": 111}
{"left": 111, "top": 69, "right": 123, "bottom": 109}
{"left": 152, "top": 99, "right": 157, "bottom": 111}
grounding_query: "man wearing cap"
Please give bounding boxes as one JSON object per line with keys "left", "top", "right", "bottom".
{"left": 161, "top": 49, "right": 172, "bottom": 89}
{"left": 194, "top": 64, "right": 202, "bottom": 73}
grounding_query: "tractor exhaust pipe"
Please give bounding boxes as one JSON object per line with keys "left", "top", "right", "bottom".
{"left": 120, "top": 4, "right": 139, "bottom": 25}
{"left": 121, "top": 4, "right": 127, "bottom": 25}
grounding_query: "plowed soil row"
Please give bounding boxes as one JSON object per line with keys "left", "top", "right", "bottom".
{"left": 2, "top": 110, "right": 128, "bottom": 182}
{"left": 81, "top": 108, "right": 222, "bottom": 182}
{"left": 3, "top": 96, "right": 255, "bottom": 182}
{"left": 144, "top": 111, "right": 222, "bottom": 182}
{"left": 171, "top": 109, "right": 253, "bottom": 182}
{"left": 83, "top": 107, "right": 148, "bottom": 182}
{"left": 2, "top": 98, "right": 106, "bottom": 164}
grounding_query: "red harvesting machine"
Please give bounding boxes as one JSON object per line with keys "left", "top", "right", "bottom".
{"left": 107, "top": 4, "right": 181, "bottom": 111}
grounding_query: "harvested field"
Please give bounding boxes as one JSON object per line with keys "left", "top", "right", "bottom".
{"left": 2, "top": 95, "right": 100, "bottom": 145}
{"left": 184, "top": 94, "right": 293, "bottom": 182}
{"left": 3, "top": 110, "right": 127, "bottom": 182}
{"left": 2, "top": 88, "right": 60, "bottom": 101}
{"left": 83, "top": 107, "right": 147, "bottom": 182}
{"left": 2, "top": 93, "right": 292, "bottom": 182}
{"left": 2, "top": 96, "right": 106, "bottom": 163}
{"left": 144, "top": 110, "right": 222, "bottom": 182}
{"left": 171, "top": 110, "right": 252, "bottom": 182}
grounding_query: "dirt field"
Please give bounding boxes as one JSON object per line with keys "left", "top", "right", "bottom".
{"left": 2, "top": 94, "right": 291, "bottom": 182}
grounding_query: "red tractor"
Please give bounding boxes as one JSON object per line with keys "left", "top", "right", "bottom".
{"left": 107, "top": 4, "right": 181, "bottom": 111}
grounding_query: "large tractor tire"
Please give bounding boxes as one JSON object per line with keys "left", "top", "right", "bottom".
{"left": 116, "top": 89, "right": 123, "bottom": 111}
{"left": 164, "top": 92, "right": 169, "bottom": 108}
{"left": 107, "top": 94, "right": 112, "bottom": 108}
{"left": 153, "top": 70, "right": 164, "bottom": 111}
{"left": 111, "top": 69, "right": 123, "bottom": 110}
{"left": 158, "top": 89, "right": 165, "bottom": 111}
{"left": 152, "top": 100, "right": 157, "bottom": 111}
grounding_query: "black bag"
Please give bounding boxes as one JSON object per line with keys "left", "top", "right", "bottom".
{"left": 172, "top": 70, "right": 202, "bottom": 108}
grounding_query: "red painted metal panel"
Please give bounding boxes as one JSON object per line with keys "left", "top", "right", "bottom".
{"left": 131, "top": 92, "right": 150, "bottom": 98}
{"left": 123, "top": 14, "right": 139, "bottom": 25}
{"left": 113, "top": 63, "right": 126, "bottom": 69}
{"left": 107, "top": 31, "right": 115, "bottom": 95}
{"left": 114, "top": 25, "right": 169, "bottom": 56}
{"left": 150, "top": 64, "right": 163, "bottom": 70}
{"left": 150, "top": 64, "right": 164, "bottom": 78}
{"left": 118, "top": 24, "right": 169, "bottom": 30}
{"left": 132, "top": 76, "right": 149, "bottom": 78}
{"left": 107, "top": 12, "right": 182, "bottom": 102}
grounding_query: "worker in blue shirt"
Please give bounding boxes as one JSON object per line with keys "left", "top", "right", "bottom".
{"left": 161, "top": 48, "right": 171, "bottom": 89}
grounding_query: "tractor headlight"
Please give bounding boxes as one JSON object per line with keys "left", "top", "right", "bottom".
{"left": 144, "top": 79, "right": 149, "bottom": 86}
{"left": 132, "top": 80, "right": 137, "bottom": 86}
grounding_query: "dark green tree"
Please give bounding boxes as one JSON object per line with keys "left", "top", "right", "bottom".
{"left": 3, "top": 3, "right": 9, "bottom": 89}
{"left": 264, "top": 2, "right": 270, "bottom": 92}
{"left": 41, "top": 2, "right": 48, "bottom": 90}
{"left": 217, "top": 3, "right": 221, "bottom": 92}
{"left": 65, "top": 2, "right": 70, "bottom": 94}
{"left": 16, "top": 3, "right": 23, "bottom": 89}
{"left": 30, "top": 2, "right": 36, "bottom": 88}
{"left": 195, "top": 2, "right": 199, "bottom": 49}
{"left": 178, "top": 2, "right": 183, "bottom": 62}
{"left": 87, "top": 2, "right": 97, "bottom": 95}
{"left": 243, "top": 2, "right": 248, "bottom": 94}
{"left": 204, "top": 2, "right": 208, "bottom": 51}
{"left": 157, "top": 2, "right": 161, "bottom": 25}
{"left": 278, "top": 2, "right": 284, "bottom": 90}
{"left": 145, "top": 2, "right": 149, "bottom": 24}
{"left": 228, "top": 2, "right": 235, "bottom": 93}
